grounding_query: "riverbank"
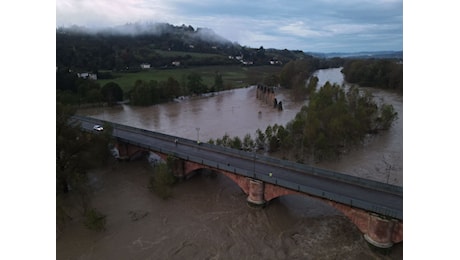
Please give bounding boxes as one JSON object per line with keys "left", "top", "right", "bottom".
{"left": 57, "top": 158, "right": 402, "bottom": 259}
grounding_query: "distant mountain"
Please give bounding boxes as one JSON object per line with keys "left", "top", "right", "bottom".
{"left": 306, "top": 51, "right": 403, "bottom": 59}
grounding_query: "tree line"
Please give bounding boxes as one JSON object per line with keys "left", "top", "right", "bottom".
{"left": 341, "top": 59, "right": 403, "bottom": 92}
{"left": 57, "top": 69, "right": 226, "bottom": 106}
{"left": 57, "top": 70, "right": 124, "bottom": 105}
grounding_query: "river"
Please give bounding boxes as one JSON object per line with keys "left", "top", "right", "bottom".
{"left": 78, "top": 67, "right": 402, "bottom": 186}
{"left": 57, "top": 68, "right": 403, "bottom": 259}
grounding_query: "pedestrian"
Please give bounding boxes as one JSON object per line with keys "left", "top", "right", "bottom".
{"left": 269, "top": 172, "right": 273, "bottom": 177}
{"left": 175, "top": 138, "right": 178, "bottom": 146}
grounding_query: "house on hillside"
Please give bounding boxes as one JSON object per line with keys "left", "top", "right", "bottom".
{"left": 140, "top": 63, "right": 151, "bottom": 69}
{"left": 172, "top": 61, "right": 181, "bottom": 67}
{"left": 77, "top": 72, "right": 97, "bottom": 80}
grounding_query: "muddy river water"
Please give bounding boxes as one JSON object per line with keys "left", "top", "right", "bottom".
{"left": 57, "top": 68, "right": 403, "bottom": 259}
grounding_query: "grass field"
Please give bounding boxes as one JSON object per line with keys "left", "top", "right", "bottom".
{"left": 97, "top": 65, "right": 282, "bottom": 92}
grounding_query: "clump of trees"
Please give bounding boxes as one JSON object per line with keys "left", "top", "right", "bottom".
{"left": 284, "top": 83, "right": 397, "bottom": 161}
{"left": 56, "top": 103, "right": 112, "bottom": 233}
{"left": 57, "top": 70, "right": 124, "bottom": 106}
{"left": 57, "top": 69, "right": 225, "bottom": 107}
{"left": 148, "top": 155, "right": 178, "bottom": 199}
{"left": 129, "top": 77, "right": 182, "bottom": 105}
{"left": 84, "top": 208, "right": 107, "bottom": 231}
{"left": 210, "top": 82, "right": 398, "bottom": 162}
{"left": 341, "top": 59, "right": 403, "bottom": 92}
{"left": 279, "top": 58, "right": 322, "bottom": 100}
{"left": 129, "top": 72, "right": 221, "bottom": 106}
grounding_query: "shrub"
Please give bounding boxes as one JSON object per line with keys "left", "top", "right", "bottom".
{"left": 148, "top": 163, "right": 176, "bottom": 199}
{"left": 84, "top": 208, "right": 106, "bottom": 231}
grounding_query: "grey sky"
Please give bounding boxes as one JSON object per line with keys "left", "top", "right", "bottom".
{"left": 56, "top": 0, "right": 403, "bottom": 53}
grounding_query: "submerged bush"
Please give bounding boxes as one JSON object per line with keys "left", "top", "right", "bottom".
{"left": 84, "top": 208, "right": 107, "bottom": 231}
{"left": 148, "top": 163, "right": 176, "bottom": 199}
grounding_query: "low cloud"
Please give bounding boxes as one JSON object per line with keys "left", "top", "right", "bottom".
{"left": 56, "top": 0, "right": 402, "bottom": 52}
{"left": 279, "top": 21, "right": 323, "bottom": 38}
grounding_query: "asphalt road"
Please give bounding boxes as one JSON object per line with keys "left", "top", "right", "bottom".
{"left": 73, "top": 116, "right": 403, "bottom": 220}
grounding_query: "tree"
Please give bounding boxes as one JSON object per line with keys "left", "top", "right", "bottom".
{"left": 148, "top": 163, "right": 176, "bottom": 199}
{"left": 130, "top": 80, "right": 153, "bottom": 105}
{"left": 376, "top": 104, "right": 398, "bottom": 130}
{"left": 165, "top": 77, "right": 182, "bottom": 98}
{"left": 57, "top": 103, "right": 111, "bottom": 232}
{"left": 255, "top": 129, "right": 266, "bottom": 150}
{"left": 306, "top": 76, "right": 318, "bottom": 96}
{"left": 77, "top": 80, "right": 101, "bottom": 104}
{"left": 242, "top": 133, "right": 255, "bottom": 151}
{"left": 230, "top": 136, "right": 243, "bottom": 150}
{"left": 187, "top": 72, "right": 207, "bottom": 94}
{"left": 213, "top": 72, "right": 223, "bottom": 92}
{"left": 101, "top": 82, "right": 123, "bottom": 105}
{"left": 263, "top": 74, "right": 279, "bottom": 87}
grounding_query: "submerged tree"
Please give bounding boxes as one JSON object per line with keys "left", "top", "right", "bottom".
{"left": 56, "top": 103, "right": 111, "bottom": 232}
{"left": 148, "top": 162, "right": 177, "bottom": 199}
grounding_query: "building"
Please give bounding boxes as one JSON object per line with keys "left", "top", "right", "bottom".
{"left": 77, "top": 72, "right": 97, "bottom": 80}
{"left": 140, "top": 63, "right": 151, "bottom": 69}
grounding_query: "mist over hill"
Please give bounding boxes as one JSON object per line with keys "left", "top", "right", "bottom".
{"left": 59, "top": 22, "right": 233, "bottom": 45}
{"left": 56, "top": 22, "right": 316, "bottom": 71}
{"left": 56, "top": 22, "right": 401, "bottom": 71}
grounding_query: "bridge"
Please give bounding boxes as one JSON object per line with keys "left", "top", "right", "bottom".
{"left": 71, "top": 115, "right": 403, "bottom": 248}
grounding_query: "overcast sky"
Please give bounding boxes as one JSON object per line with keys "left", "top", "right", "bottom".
{"left": 56, "top": 0, "right": 402, "bottom": 53}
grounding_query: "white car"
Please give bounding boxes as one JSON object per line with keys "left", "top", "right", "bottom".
{"left": 93, "top": 125, "right": 104, "bottom": 131}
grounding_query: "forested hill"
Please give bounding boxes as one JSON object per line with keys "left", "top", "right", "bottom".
{"left": 57, "top": 23, "right": 235, "bottom": 70}
{"left": 56, "top": 22, "right": 312, "bottom": 71}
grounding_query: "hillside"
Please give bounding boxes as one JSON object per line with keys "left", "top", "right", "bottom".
{"left": 56, "top": 22, "right": 313, "bottom": 72}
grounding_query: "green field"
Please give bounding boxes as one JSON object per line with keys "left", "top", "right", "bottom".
{"left": 98, "top": 65, "right": 282, "bottom": 92}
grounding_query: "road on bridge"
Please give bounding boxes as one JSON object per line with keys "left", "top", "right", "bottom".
{"left": 73, "top": 116, "right": 403, "bottom": 220}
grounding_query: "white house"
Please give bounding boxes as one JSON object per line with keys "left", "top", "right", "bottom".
{"left": 77, "top": 72, "right": 97, "bottom": 80}
{"left": 140, "top": 63, "right": 151, "bottom": 69}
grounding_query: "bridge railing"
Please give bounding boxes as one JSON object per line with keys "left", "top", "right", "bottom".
{"left": 73, "top": 115, "right": 402, "bottom": 196}
{"left": 166, "top": 143, "right": 402, "bottom": 219}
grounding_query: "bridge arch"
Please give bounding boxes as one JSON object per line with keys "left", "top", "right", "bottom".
{"left": 114, "top": 139, "right": 402, "bottom": 248}
{"left": 181, "top": 161, "right": 251, "bottom": 196}
{"left": 262, "top": 182, "right": 402, "bottom": 247}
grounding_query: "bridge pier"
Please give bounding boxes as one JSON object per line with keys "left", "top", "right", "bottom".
{"left": 246, "top": 179, "right": 266, "bottom": 207}
{"left": 111, "top": 138, "right": 402, "bottom": 247}
{"left": 363, "top": 214, "right": 396, "bottom": 248}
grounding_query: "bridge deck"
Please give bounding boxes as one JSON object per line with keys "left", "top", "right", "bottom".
{"left": 72, "top": 115, "right": 403, "bottom": 220}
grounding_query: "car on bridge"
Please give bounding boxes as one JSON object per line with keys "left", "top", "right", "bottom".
{"left": 93, "top": 125, "right": 104, "bottom": 131}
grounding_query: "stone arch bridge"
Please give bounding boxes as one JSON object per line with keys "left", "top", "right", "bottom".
{"left": 72, "top": 115, "right": 403, "bottom": 249}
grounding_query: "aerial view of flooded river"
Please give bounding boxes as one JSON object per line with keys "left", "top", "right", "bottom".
{"left": 57, "top": 68, "right": 403, "bottom": 259}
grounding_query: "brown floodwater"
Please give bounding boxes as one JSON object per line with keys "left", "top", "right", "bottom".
{"left": 57, "top": 68, "right": 403, "bottom": 259}
{"left": 57, "top": 159, "right": 402, "bottom": 259}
